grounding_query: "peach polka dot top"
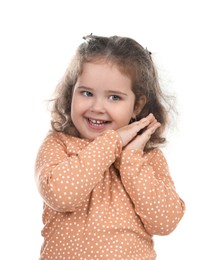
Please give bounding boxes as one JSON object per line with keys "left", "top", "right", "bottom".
{"left": 35, "top": 130, "right": 185, "bottom": 260}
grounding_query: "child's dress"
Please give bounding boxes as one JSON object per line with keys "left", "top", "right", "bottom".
{"left": 35, "top": 130, "right": 185, "bottom": 260}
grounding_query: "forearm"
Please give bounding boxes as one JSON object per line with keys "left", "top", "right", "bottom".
{"left": 117, "top": 149, "right": 185, "bottom": 235}
{"left": 35, "top": 130, "right": 122, "bottom": 212}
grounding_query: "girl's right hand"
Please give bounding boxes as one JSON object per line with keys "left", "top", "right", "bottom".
{"left": 117, "top": 113, "right": 160, "bottom": 149}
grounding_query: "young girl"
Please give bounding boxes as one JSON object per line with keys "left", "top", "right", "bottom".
{"left": 35, "top": 34, "right": 185, "bottom": 260}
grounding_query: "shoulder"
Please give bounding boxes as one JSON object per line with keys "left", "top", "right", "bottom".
{"left": 42, "top": 131, "right": 69, "bottom": 145}
{"left": 41, "top": 131, "right": 88, "bottom": 151}
{"left": 43, "top": 131, "right": 78, "bottom": 143}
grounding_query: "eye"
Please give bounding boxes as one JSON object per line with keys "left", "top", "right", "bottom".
{"left": 81, "top": 91, "right": 93, "bottom": 97}
{"left": 109, "top": 95, "right": 121, "bottom": 101}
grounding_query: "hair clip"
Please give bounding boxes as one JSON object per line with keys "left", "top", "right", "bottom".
{"left": 83, "top": 33, "right": 93, "bottom": 41}
{"left": 145, "top": 47, "right": 152, "bottom": 56}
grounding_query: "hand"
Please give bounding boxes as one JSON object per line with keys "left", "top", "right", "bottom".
{"left": 117, "top": 114, "right": 161, "bottom": 150}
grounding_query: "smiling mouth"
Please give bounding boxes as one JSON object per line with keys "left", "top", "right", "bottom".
{"left": 87, "top": 118, "right": 110, "bottom": 127}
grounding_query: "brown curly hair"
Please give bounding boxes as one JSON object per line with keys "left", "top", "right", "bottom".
{"left": 49, "top": 34, "right": 175, "bottom": 150}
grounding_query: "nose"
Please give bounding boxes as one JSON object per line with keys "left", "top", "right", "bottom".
{"left": 90, "top": 98, "right": 106, "bottom": 113}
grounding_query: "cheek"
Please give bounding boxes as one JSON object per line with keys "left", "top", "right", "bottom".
{"left": 113, "top": 105, "right": 135, "bottom": 122}
{"left": 71, "top": 97, "right": 84, "bottom": 113}
{"left": 71, "top": 100, "right": 81, "bottom": 122}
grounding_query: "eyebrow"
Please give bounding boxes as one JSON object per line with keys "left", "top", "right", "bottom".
{"left": 108, "top": 90, "right": 128, "bottom": 96}
{"left": 77, "top": 86, "right": 128, "bottom": 96}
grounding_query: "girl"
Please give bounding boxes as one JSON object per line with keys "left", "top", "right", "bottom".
{"left": 35, "top": 35, "right": 185, "bottom": 260}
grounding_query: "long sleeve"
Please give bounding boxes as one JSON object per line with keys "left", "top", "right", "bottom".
{"left": 115, "top": 148, "right": 185, "bottom": 236}
{"left": 35, "top": 130, "right": 122, "bottom": 212}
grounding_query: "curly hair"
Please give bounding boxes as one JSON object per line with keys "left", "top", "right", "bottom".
{"left": 49, "top": 34, "right": 175, "bottom": 151}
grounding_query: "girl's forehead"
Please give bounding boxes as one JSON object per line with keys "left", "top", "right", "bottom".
{"left": 80, "top": 62, "right": 130, "bottom": 80}
{"left": 80, "top": 58, "right": 133, "bottom": 79}
{"left": 75, "top": 62, "right": 133, "bottom": 93}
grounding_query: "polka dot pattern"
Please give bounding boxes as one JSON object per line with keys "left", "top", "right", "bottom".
{"left": 35, "top": 130, "right": 185, "bottom": 259}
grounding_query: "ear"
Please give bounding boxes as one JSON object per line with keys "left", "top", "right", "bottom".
{"left": 133, "top": 95, "right": 147, "bottom": 117}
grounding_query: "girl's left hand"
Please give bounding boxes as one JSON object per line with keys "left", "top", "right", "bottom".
{"left": 124, "top": 114, "right": 161, "bottom": 151}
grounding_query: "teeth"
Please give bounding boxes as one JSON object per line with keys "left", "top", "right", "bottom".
{"left": 89, "top": 119, "right": 106, "bottom": 125}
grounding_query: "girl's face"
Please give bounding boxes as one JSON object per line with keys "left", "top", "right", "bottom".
{"left": 71, "top": 61, "right": 138, "bottom": 141}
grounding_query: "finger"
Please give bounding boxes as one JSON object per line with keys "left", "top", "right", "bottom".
{"left": 131, "top": 114, "right": 155, "bottom": 132}
{"left": 135, "top": 121, "right": 161, "bottom": 142}
{"left": 136, "top": 122, "right": 160, "bottom": 145}
{"left": 146, "top": 119, "right": 158, "bottom": 130}
{"left": 123, "top": 121, "right": 161, "bottom": 151}
{"left": 144, "top": 122, "right": 161, "bottom": 136}
{"left": 131, "top": 113, "right": 154, "bottom": 126}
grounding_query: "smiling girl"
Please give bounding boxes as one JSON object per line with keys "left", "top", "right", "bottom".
{"left": 35, "top": 34, "right": 185, "bottom": 259}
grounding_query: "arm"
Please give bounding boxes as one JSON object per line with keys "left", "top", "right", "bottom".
{"left": 35, "top": 130, "right": 122, "bottom": 212}
{"left": 116, "top": 148, "right": 185, "bottom": 236}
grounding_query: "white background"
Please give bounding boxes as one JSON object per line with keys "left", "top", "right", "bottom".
{"left": 0, "top": 0, "right": 220, "bottom": 259}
